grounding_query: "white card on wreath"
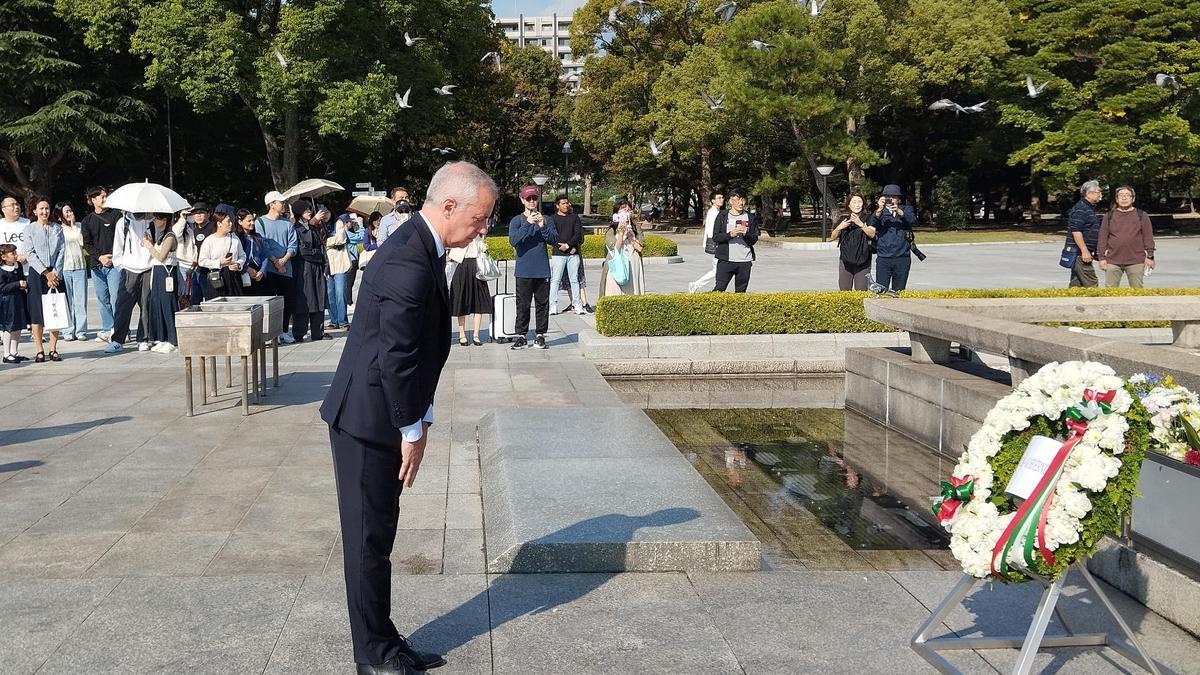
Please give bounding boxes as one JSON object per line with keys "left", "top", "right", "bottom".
{"left": 1005, "top": 435, "right": 1061, "bottom": 500}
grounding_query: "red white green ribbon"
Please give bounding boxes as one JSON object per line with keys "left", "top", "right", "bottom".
{"left": 989, "top": 389, "right": 1116, "bottom": 577}
{"left": 932, "top": 476, "right": 974, "bottom": 526}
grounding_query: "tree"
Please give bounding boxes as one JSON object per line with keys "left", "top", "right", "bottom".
{"left": 1001, "top": 0, "right": 1200, "bottom": 196}
{"left": 0, "top": 0, "right": 146, "bottom": 200}
{"left": 59, "top": 0, "right": 505, "bottom": 189}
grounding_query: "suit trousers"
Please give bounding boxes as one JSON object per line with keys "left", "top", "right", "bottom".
{"left": 330, "top": 426, "right": 406, "bottom": 666}
{"left": 112, "top": 268, "right": 150, "bottom": 344}
{"left": 514, "top": 276, "right": 549, "bottom": 337}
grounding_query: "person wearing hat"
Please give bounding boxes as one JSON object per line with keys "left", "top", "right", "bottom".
{"left": 870, "top": 184, "right": 917, "bottom": 292}
{"left": 172, "top": 200, "right": 215, "bottom": 306}
{"left": 256, "top": 190, "right": 299, "bottom": 342}
{"left": 507, "top": 184, "right": 557, "bottom": 349}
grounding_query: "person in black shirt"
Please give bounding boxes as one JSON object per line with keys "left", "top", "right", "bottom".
{"left": 80, "top": 186, "right": 121, "bottom": 342}
{"left": 548, "top": 195, "right": 585, "bottom": 315}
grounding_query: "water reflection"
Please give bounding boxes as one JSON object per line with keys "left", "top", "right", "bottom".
{"left": 649, "top": 408, "right": 955, "bottom": 571}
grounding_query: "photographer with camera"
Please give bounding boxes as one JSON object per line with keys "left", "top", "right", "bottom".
{"left": 870, "top": 184, "right": 919, "bottom": 292}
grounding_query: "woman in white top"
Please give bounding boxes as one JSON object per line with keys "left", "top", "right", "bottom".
{"left": 142, "top": 213, "right": 180, "bottom": 352}
{"left": 54, "top": 202, "right": 88, "bottom": 340}
{"left": 198, "top": 209, "right": 246, "bottom": 300}
{"left": 448, "top": 235, "right": 493, "bottom": 346}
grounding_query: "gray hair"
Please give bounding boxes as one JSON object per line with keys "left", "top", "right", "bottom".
{"left": 1115, "top": 185, "right": 1136, "bottom": 200}
{"left": 425, "top": 162, "right": 498, "bottom": 209}
{"left": 1080, "top": 180, "right": 1102, "bottom": 196}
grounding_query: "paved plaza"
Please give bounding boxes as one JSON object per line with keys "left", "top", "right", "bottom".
{"left": 2, "top": 241, "right": 1200, "bottom": 673}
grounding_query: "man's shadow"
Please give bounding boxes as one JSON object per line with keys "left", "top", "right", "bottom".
{"left": 410, "top": 508, "right": 700, "bottom": 655}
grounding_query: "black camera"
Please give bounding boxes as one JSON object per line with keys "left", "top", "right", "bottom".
{"left": 904, "top": 229, "right": 927, "bottom": 262}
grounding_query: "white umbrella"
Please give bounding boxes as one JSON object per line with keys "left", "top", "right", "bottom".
{"left": 105, "top": 181, "right": 191, "bottom": 214}
{"left": 280, "top": 178, "right": 344, "bottom": 203}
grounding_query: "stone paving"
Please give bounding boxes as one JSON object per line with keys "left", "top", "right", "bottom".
{"left": 1, "top": 244, "right": 1199, "bottom": 672}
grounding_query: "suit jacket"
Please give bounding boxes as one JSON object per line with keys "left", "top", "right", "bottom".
{"left": 320, "top": 214, "right": 451, "bottom": 446}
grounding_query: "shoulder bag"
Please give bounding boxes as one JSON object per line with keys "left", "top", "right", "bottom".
{"left": 475, "top": 242, "right": 501, "bottom": 281}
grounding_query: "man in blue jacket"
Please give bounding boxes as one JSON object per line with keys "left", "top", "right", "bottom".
{"left": 508, "top": 185, "right": 557, "bottom": 350}
{"left": 871, "top": 184, "right": 918, "bottom": 292}
{"left": 1066, "top": 180, "right": 1103, "bottom": 288}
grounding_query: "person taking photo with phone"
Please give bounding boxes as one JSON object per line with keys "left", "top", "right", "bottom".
{"left": 870, "top": 184, "right": 917, "bottom": 292}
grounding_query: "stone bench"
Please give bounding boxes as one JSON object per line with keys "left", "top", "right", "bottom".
{"left": 478, "top": 407, "right": 761, "bottom": 573}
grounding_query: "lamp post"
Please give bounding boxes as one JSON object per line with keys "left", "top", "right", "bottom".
{"left": 816, "top": 164, "right": 835, "bottom": 242}
{"left": 532, "top": 173, "right": 550, "bottom": 214}
{"left": 562, "top": 141, "right": 573, "bottom": 207}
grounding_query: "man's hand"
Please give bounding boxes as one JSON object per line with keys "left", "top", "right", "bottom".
{"left": 1081, "top": 252, "right": 1094, "bottom": 264}
{"left": 399, "top": 426, "right": 430, "bottom": 488}
{"left": 557, "top": 243, "right": 569, "bottom": 251}
{"left": 1146, "top": 258, "right": 1156, "bottom": 270}
{"left": 99, "top": 254, "right": 113, "bottom": 267}
{"left": 1099, "top": 259, "right": 1109, "bottom": 272}
{"left": 273, "top": 259, "right": 286, "bottom": 274}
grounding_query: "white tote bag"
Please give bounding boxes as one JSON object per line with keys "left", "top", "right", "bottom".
{"left": 41, "top": 288, "right": 69, "bottom": 331}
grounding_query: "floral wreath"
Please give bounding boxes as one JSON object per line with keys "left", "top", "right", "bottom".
{"left": 933, "top": 361, "right": 1156, "bottom": 582}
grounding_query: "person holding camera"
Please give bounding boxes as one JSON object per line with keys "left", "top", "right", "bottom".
{"left": 870, "top": 184, "right": 917, "bottom": 292}
{"left": 508, "top": 185, "right": 557, "bottom": 350}
{"left": 830, "top": 193, "right": 876, "bottom": 290}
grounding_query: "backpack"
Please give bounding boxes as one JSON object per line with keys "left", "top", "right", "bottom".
{"left": 839, "top": 227, "right": 872, "bottom": 267}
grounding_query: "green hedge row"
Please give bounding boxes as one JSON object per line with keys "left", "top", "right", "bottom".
{"left": 595, "top": 287, "right": 1200, "bottom": 336}
{"left": 485, "top": 234, "right": 677, "bottom": 261}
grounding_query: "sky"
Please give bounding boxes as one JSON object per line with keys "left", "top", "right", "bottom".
{"left": 491, "top": 0, "right": 584, "bottom": 18}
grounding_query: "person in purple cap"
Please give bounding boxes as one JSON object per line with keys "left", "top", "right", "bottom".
{"left": 507, "top": 185, "right": 557, "bottom": 349}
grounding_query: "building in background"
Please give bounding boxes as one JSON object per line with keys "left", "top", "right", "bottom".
{"left": 495, "top": 14, "right": 584, "bottom": 87}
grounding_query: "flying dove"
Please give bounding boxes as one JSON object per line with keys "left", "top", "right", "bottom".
{"left": 649, "top": 139, "right": 671, "bottom": 156}
{"left": 961, "top": 100, "right": 989, "bottom": 113}
{"left": 749, "top": 40, "right": 774, "bottom": 50}
{"left": 273, "top": 47, "right": 288, "bottom": 70}
{"left": 404, "top": 32, "right": 425, "bottom": 47}
{"left": 395, "top": 88, "right": 412, "bottom": 109}
{"left": 715, "top": 2, "right": 738, "bottom": 23}
{"left": 431, "top": 147, "right": 456, "bottom": 156}
{"left": 481, "top": 52, "right": 501, "bottom": 70}
{"left": 434, "top": 85, "right": 457, "bottom": 96}
{"left": 1025, "top": 75, "right": 1049, "bottom": 98}
{"left": 1156, "top": 73, "right": 1180, "bottom": 91}
{"left": 808, "top": 0, "right": 826, "bottom": 16}
{"left": 928, "top": 98, "right": 966, "bottom": 114}
{"left": 701, "top": 93, "right": 725, "bottom": 110}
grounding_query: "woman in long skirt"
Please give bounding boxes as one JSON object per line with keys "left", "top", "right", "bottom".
{"left": 448, "top": 235, "right": 492, "bottom": 346}
{"left": 292, "top": 213, "right": 329, "bottom": 341}
{"left": 142, "top": 213, "right": 179, "bottom": 352}
{"left": 598, "top": 202, "right": 645, "bottom": 297}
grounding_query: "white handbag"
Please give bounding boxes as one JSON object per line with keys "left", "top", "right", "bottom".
{"left": 41, "top": 288, "right": 69, "bottom": 331}
{"left": 475, "top": 236, "right": 501, "bottom": 281}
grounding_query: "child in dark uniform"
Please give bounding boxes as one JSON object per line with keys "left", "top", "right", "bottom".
{"left": 0, "top": 244, "right": 29, "bottom": 363}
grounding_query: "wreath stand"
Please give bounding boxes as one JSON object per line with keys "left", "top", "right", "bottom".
{"left": 911, "top": 560, "right": 1161, "bottom": 675}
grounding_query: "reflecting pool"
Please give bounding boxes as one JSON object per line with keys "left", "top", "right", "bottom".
{"left": 648, "top": 408, "right": 961, "bottom": 572}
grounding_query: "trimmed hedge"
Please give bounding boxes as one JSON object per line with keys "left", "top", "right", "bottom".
{"left": 595, "top": 287, "right": 1200, "bottom": 336}
{"left": 486, "top": 234, "right": 677, "bottom": 261}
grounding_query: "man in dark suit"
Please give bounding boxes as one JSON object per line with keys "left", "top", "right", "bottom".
{"left": 321, "top": 162, "right": 497, "bottom": 675}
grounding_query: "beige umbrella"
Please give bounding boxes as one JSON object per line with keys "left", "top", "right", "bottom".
{"left": 280, "top": 178, "right": 344, "bottom": 203}
{"left": 347, "top": 195, "right": 394, "bottom": 216}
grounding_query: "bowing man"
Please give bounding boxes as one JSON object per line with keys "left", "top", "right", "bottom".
{"left": 320, "top": 162, "right": 497, "bottom": 675}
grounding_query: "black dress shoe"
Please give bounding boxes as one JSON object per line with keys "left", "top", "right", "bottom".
{"left": 396, "top": 636, "right": 447, "bottom": 671}
{"left": 356, "top": 654, "right": 419, "bottom": 675}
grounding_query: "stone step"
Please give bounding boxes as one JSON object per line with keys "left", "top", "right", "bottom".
{"left": 477, "top": 407, "right": 762, "bottom": 573}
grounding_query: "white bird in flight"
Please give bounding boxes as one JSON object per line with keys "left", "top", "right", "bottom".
{"left": 395, "top": 88, "right": 412, "bottom": 109}
{"left": 715, "top": 2, "right": 738, "bottom": 23}
{"left": 701, "top": 93, "right": 724, "bottom": 110}
{"left": 481, "top": 52, "right": 501, "bottom": 70}
{"left": 273, "top": 47, "right": 288, "bottom": 70}
{"left": 622, "top": 0, "right": 651, "bottom": 8}
{"left": 649, "top": 139, "right": 671, "bottom": 156}
{"left": 431, "top": 147, "right": 456, "bottom": 156}
{"left": 807, "top": 0, "right": 827, "bottom": 16}
{"left": 928, "top": 98, "right": 965, "bottom": 114}
{"left": 1156, "top": 73, "right": 1180, "bottom": 91}
{"left": 404, "top": 32, "right": 425, "bottom": 47}
{"left": 434, "top": 85, "right": 457, "bottom": 96}
{"left": 1025, "top": 75, "right": 1049, "bottom": 98}
{"left": 961, "top": 100, "right": 989, "bottom": 113}
{"left": 749, "top": 40, "right": 774, "bottom": 50}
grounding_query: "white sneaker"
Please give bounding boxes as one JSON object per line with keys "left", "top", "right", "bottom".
{"left": 687, "top": 281, "right": 700, "bottom": 294}
{"left": 576, "top": 308, "right": 587, "bottom": 315}
{"left": 63, "top": 335, "right": 76, "bottom": 342}
{"left": 103, "top": 341, "right": 123, "bottom": 354}
{"left": 154, "top": 342, "right": 178, "bottom": 353}
{"left": 278, "top": 333, "right": 296, "bottom": 344}
{"left": 138, "top": 341, "right": 152, "bottom": 352}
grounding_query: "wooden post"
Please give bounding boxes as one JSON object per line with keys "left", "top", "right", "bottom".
{"left": 251, "top": 350, "right": 260, "bottom": 402}
{"left": 260, "top": 345, "right": 268, "bottom": 396}
{"left": 209, "top": 357, "right": 218, "bottom": 397}
{"left": 185, "top": 357, "right": 194, "bottom": 416}
{"left": 272, "top": 338, "right": 280, "bottom": 387}
{"left": 199, "top": 356, "right": 208, "bottom": 406}
{"left": 241, "top": 355, "right": 250, "bottom": 415}
{"left": 226, "top": 356, "right": 233, "bottom": 388}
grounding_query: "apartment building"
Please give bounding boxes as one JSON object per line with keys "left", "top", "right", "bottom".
{"left": 495, "top": 14, "right": 585, "bottom": 85}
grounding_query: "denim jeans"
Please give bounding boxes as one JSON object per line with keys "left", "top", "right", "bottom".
{"left": 548, "top": 254, "right": 581, "bottom": 311}
{"left": 326, "top": 273, "right": 348, "bottom": 327}
{"left": 62, "top": 268, "right": 88, "bottom": 337}
{"left": 91, "top": 264, "right": 121, "bottom": 333}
